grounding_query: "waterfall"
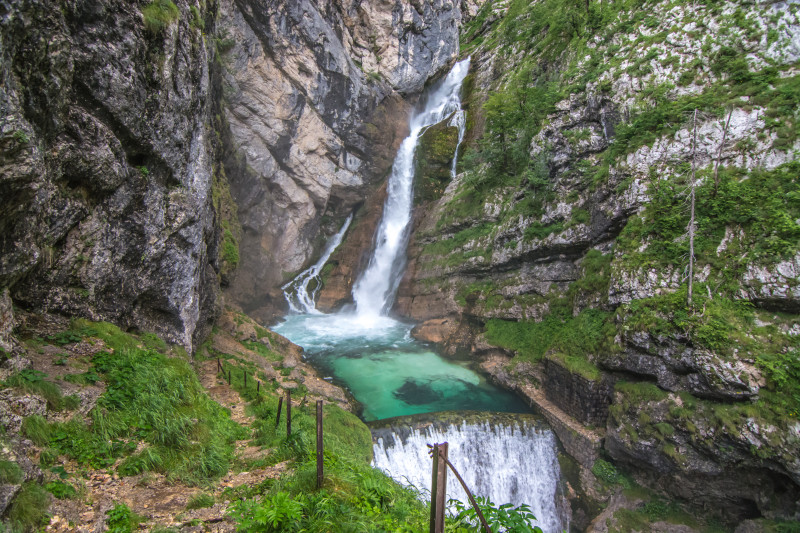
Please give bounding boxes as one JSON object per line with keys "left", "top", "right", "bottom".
{"left": 282, "top": 215, "right": 353, "bottom": 313}
{"left": 352, "top": 58, "right": 471, "bottom": 317}
{"left": 372, "top": 419, "right": 564, "bottom": 533}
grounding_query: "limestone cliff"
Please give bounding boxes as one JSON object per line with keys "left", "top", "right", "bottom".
{"left": 0, "top": 0, "right": 219, "bottom": 351}
{"left": 217, "top": 0, "right": 467, "bottom": 322}
{"left": 395, "top": 0, "right": 800, "bottom": 526}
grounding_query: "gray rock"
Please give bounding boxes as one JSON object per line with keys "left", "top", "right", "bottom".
{"left": 0, "top": 0, "right": 219, "bottom": 351}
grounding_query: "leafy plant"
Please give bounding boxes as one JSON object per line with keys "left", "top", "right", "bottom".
{"left": 228, "top": 492, "right": 303, "bottom": 532}
{"left": 45, "top": 480, "right": 77, "bottom": 499}
{"left": 448, "top": 497, "right": 543, "bottom": 532}
{"left": 106, "top": 502, "right": 143, "bottom": 533}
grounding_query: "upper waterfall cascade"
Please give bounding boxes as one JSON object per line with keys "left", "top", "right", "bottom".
{"left": 352, "top": 58, "right": 471, "bottom": 317}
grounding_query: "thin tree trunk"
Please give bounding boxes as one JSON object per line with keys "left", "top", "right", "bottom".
{"left": 713, "top": 108, "right": 733, "bottom": 195}
{"left": 688, "top": 108, "right": 697, "bottom": 307}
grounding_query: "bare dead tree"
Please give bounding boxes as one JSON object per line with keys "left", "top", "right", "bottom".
{"left": 688, "top": 108, "right": 698, "bottom": 307}
{"left": 713, "top": 108, "right": 733, "bottom": 195}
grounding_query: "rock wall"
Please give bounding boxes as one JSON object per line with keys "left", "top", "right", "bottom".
{"left": 217, "top": 0, "right": 466, "bottom": 321}
{"left": 0, "top": 0, "right": 220, "bottom": 350}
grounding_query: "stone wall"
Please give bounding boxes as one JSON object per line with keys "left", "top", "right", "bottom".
{"left": 543, "top": 358, "right": 612, "bottom": 427}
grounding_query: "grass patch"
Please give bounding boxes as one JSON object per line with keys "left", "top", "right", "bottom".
{"left": 485, "top": 308, "right": 614, "bottom": 364}
{"left": 0, "top": 460, "right": 23, "bottom": 484}
{"left": 32, "top": 321, "right": 246, "bottom": 484}
{"left": 21, "top": 414, "right": 52, "bottom": 446}
{"left": 142, "top": 0, "right": 179, "bottom": 34}
{"left": 45, "top": 480, "right": 78, "bottom": 499}
{"left": 186, "top": 492, "right": 215, "bottom": 510}
{"left": 4, "top": 369, "right": 78, "bottom": 411}
{"left": 7, "top": 482, "right": 50, "bottom": 531}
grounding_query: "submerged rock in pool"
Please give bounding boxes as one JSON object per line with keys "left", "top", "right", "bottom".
{"left": 393, "top": 378, "right": 443, "bottom": 405}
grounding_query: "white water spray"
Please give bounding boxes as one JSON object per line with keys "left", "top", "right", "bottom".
{"left": 352, "top": 58, "right": 471, "bottom": 317}
{"left": 282, "top": 215, "right": 352, "bottom": 313}
{"left": 372, "top": 419, "right": 564, "bottom": 533}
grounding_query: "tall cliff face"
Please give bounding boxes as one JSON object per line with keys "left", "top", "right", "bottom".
{"left": 216, "top": 0, "right": 466, "bottom": 322}
{"left": 0, "top": 0, "right": 219, "bottom": 351}
{"left": 0, "top": 0, "right": 472, "bottom": 347}
{"left": 397, "top": 0, "right": 800, "bottom": 525}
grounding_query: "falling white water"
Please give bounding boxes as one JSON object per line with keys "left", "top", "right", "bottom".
{"left": 352, "top": 58, "right": 471, "bottom": 317}
{"left": 448, "top": 107, "right": 467, "bottom": 179}
{"left": 372, "top": 420, "right": 564, "bottom": 533}
{"left": 282, "top": 215, "right": 353, "bottom": 313}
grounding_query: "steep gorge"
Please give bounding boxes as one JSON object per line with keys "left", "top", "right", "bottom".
{"left": 1, "top": 0, "right": 799, "bottom": 530}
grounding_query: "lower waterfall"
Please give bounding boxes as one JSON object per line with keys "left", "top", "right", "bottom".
{"left": 371, "top": 417, "right": 565, "bottom": 533}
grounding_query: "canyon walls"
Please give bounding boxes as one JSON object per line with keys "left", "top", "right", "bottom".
{"left": 395, "top": 0, "right": 800, "bottom": 525}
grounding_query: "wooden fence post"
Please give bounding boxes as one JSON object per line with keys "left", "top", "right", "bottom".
{"left": 286, "top": 389, "right": 292, "bottom": 437}
{"left": 316, "top": 400, "right": 323, "bottom": 489}
{"left": 257, "top": 380, "right": 260, "bottom": 393}
{"left": 276, "top": 396, "right": 283, "bottom": 427}
{"left": 244, "top": 370, "right": 247, "bottom": 388}
{"left": 227, "top": 369, "right": 231, "bottom": 385}
{"left": 429, "top": 442, "right": 448, "bottom": 533}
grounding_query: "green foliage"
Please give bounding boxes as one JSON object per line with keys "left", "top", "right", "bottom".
{"left": 12, "top": 130, "right": 29, "bottom": 144}
{"left": 228, "top": 492, "right": 303, "bottom": 532}
{"left": 21, "top": 415, "right": 51, "bottom": 446}
{"left": 189, "top": 5, "right": 203, "bottom": 29}
{"left": 485, "top": 308, "right": 613, "bottom": 364}
{"left": 592, "top": 459, "right": 621, "bottom": 484}
{"left": 186, "top": 492, "right": 215, "bottom": 510}
{"left": 7, "top": 482, "right": 50, "bottom": 531}
{"left": 106, "top": 503, "right": 143, "bottom": 533}
{"left": 421, "top": 224, "right": 494, "bottom": 257}
{"left": 0, "top": 460, "right": 23, "bottom": 484}
{"left": 5, "top": 369, "right": 76, "bottom": 411}
{"left": 618, "top": 162, "right": 800, "bottom": 275}
{"left": 523, "top": 221, "right": 563, "bottom": 241}
{"left": 45, "top": 480, "right": 77, "bottom": 499}
{"left": 222, "top": 229, "right": 239, "bottom": 269}
{"left": 142, "top": 0, "right": 180, "bottom": 34}
{"left": 448, "top": 497, "right": 543, "bottom": 533}
{"left": 30, "top": 321, "right": 244, "bottom": 484}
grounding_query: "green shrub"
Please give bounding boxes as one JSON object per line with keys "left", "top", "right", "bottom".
{"left": 142, "top": 0, "right": 180, "bottom": 34}
{"left": 485, "top": 308, "right": 614, "bottom": 364}
{"left": 106, "top": 503, "right": 143, "bottom": 533}
{"left": 592, "top": 459, "right": 620, "bottom": 484}
{"left": 45, "top": 480, "right": 77, "bottom": 499}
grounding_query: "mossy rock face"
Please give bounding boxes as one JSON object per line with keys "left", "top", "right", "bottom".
{"left": 414, "top": 120, "right": 459, "bottom": 204}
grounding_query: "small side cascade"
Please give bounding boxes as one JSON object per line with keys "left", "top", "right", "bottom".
{"left": 282, "top": 214, "right": 353, "bottom": 314}
{"left": 448, "top": 106, "right": 467, "bottom": 179}
{"left": 372, "top": 419, "right": 564, "bottom": 533}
